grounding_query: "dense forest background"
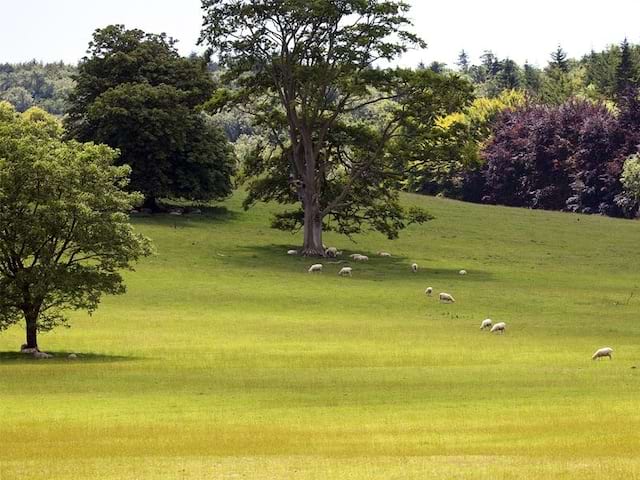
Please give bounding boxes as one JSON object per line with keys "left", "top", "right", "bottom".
{"left": 3, "top": 39, "right": 640, "bottom": 217}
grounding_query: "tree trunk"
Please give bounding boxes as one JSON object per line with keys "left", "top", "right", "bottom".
{"left": 24, "top": 311, "right": 39, "bottom": 351}
{"left": 302, "top": 201, "right": 324, "bottom": 257}
{"left": 142, "top": 196, "right": 162, "bottom": 213}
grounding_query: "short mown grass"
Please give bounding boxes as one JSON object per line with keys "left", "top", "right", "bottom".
{"left": 1, "top": 192, "right": 639, "bottom": 479}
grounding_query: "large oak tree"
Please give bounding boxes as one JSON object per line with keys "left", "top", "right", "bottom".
{"left": 200, "top": 0, "right": 466, "bottom": 255}
{"left": 65, "top": 25, "right": 235, "bottom": 210}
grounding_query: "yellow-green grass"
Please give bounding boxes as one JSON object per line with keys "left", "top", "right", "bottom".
{"left": 1, "top": 192, "right": 640, "bottom": 479}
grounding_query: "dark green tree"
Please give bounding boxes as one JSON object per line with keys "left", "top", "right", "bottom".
{"left": 497, "top": 58, "right": 521, "bottom": 91}
{"left": 480, "top": 51, "right": 500, "bottom": 76}
{"left": 428, "top": 61, "right": 447, "bottom": 74}
{"left": 65, "top": 25, "right": 235, "bottom": 210}
{"left": 550, "top": 45, "right": 570, "bottom": 72}
{"left": 523, "top": 61, "right": 542, "bottom": 96}
{"left": 456, "top": 50, "right": 470, "bottom": 73}
{"left": 200, "top": 0, "right": 442, "bottom": 255}
{"left": 616, "top": 38, "right": 638, "bottom": 97}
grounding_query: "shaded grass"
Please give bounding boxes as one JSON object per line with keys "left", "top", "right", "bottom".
{"left": 1, "top": 191, "right": 640, "bottom": 479}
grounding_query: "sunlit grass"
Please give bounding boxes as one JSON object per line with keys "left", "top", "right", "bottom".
{"left": 1, "top": 192, "right": 639, "bottom": 479}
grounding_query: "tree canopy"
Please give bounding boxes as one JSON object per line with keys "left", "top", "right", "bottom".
{"left": 65, "top": 25, "right": 236, "bottom": 210}
{"left": 0, "top": 102, "right": 152, "bottom": 350}
{"left": 200, "top": 0, "right": 467, "bottom": 254}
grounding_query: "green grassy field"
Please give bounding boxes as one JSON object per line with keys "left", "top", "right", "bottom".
{"left": 1, "top": 191, "right": 639, "bottom": 479}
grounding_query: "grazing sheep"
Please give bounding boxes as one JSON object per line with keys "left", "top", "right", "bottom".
{"left": 33, "top": 352, "right": 53, "bottom": 359}
{"left": 490, "top": 322, "right": 506, "bottom": 334}
{"left": 325, "top": 247, "right": 338, "bottom": 258}
{"left": 459, "top": 269, "right": 467, "bottom": 275}
{"left": 425, "top": 287, "right": 433, "bottom": 296}
{"left": 353, "top": 255, "right": 369, "bottom": 262}
{"left": 378, "top": 252, "right": 392, "bottom": 257}
{"left": 411, "top": 263, "right": 418, "bottom": 273}
{"left": 287, "top": 249, "right": 298, "bottom": 255}
{"left": 439, "top": 292, "right": 455, "bottom": 303}
{"left": 349, "top": 253, "right": 363, "bottom": 259}
{"left": 480, "top": 318, "right": 493, "bottom": 330}
{"left": 592, "top": 347, "right": 613, "bottom": 360}
{"left": 338, "top": 267, "right": 353, "bottom": 277}
{"left": 308, "top": 264, "right": 323, "bottom": 273}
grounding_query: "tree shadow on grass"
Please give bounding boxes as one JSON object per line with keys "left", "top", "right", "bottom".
{"left": 0, "top": 351, "right": 137, "bottom": 364}
{"left": 131, "top": 206, "right": 240, "bottom": 227}
{"left": 227, "top": 243, "right": 494, "bottom": 282}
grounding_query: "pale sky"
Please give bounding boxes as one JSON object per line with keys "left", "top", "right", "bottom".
{"left": 1, "top": 0, "right": 639, "bottom": 67}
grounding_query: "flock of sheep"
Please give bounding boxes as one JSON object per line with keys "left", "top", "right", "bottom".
{"left": 289, "top": 246, "right": 615, "bottom": 362}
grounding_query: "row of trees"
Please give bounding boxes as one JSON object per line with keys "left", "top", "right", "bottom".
{"left": 442, "top": 41, "right": 640, "bottom": 104}
{"left": 483, "top": 95, "right": 640, "bottom": 216}
{"left": 0, "top": 61, "right": 75, "bottom": 114}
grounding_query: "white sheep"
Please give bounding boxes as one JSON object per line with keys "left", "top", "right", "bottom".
{"left": 439, "top": 292, "right": 455, "bottom": 303}
{"left": 378, "top": 252, "right": 392, "bottom": 257}
{"left": 425, "top": 287, "right": 433, "bottom": 296}
{"left": 308, "top": 264, "right": 323, "bottom": 273}
{"left": 459, "top": 269, "right": 467, "bottom": 275}
{"left": 411, "top": 263, "right": 418, "bottom": 273}
{"left": 325, "top": 247, "right": 338, "bottom": 258}
{"left": 592, "top": 347, "right": 613, "bottom": 360}
{"left": 349, "top": 253, "right": 363, "bottom": 259}
{"left": 490, "top": 322, "right": 506, "bottom": 334}
{"left": 287, "top": 249, "right": 298, "bottom": 255}
{"left": 338, "top": 267, "right": 353, "bottom": 277}
{"left": 353, "top": 255, "right": 369, "bottom": 262}
{"left": 480, "top": 318, "right": 493, "bottom": 330}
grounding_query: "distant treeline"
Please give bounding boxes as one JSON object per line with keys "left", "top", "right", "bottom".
{"left": 0, "top": 61, "right": 76, "bottom": 115}
{"left": 3, "top": 38, "right": 640, "bottom": 218}
{"left": 426, "top": 40, "right": 640, "bottom": 103}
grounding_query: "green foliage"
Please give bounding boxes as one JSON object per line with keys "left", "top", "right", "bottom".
{"left": 0, "top": 61, "right": 76, "bottom": 115}
{"left": 403, "top": 89, "right": 525, "bottom": 198}
{"left": 0, "top": 102, "right": 152, "bottom": 345}
{"left": 616, "top": 39, "right": 639, "bottom": 97}
{"left": 200, "top": 0, "right": 435, "bottom": 253}
{"left": 65, "top": 25, "right": 235, "bottom": 207}
{"left": 620, "top": 154, "right": 640, "bottom": 203}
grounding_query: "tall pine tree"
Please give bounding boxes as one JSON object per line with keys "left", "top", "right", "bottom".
{"left": 616, "top": 38, "right": 638, "bottom": 97}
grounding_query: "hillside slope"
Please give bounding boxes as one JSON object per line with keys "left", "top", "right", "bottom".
{"left": 1, "top": 192, "right": 639, "bottom": 479}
